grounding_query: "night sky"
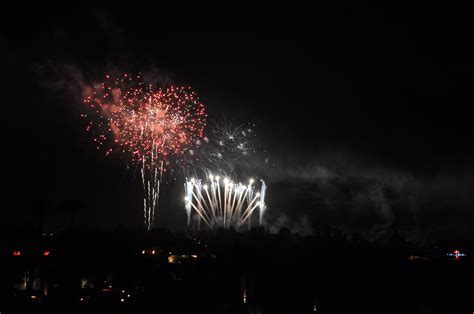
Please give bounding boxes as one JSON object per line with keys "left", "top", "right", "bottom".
{"left": 2, "top": 5, "right": 474, "bottom": 239}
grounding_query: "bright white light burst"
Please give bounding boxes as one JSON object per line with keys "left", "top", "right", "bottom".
{"left": 184, "top": 172, "right": 267, "bottom": 230}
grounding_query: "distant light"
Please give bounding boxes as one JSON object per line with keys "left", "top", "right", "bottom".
{"left": 152, "top": 250, "right": 156, "bottom": 255}
{"left": 127, "top": 294, "right": 131, "bottom": 298}
{"left": 120, "top": 298, "right": 125, "bottom": 303}
{"left": 13, "top": 250, "right": 21, "bottom": 256}
{"left": 31, "top": 295, "right": 37, "bottom": 299}
{"left": 122, "top": 290, "right": 125, "bottom": 294}
{"left": 141, "top": 250, "right": 145, "bottom": 254}
{"left": 80, "top": 297, "right": 84, "bottom": 302}
{"left": 43, "top": 251, "right": 50, "bottom": 256}
{"left": 447, "top": 249, "right": 467, "bottom": 259}
{"left": 249, "top": 178, "right": 254, "bottom": 184}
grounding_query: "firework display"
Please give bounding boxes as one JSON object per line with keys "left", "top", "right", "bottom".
{"left": 184, "top": 173, "right": 267, "bottom": 230}
{"left": 188, "top": 119, "right": 268, "bottom": 174}
{"left": 83, "top": 74, "right": 206, "bottom": 230}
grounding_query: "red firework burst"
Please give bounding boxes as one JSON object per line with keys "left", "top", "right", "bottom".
{"left": 82, "top": 73, "right": 206, "bottom": 170}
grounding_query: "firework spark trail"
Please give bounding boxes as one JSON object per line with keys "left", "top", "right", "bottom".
{"left": 184, "top": 179, "right": 193, "bottom": 226}
{"left": 245, "top": 181, "right": 255, "bottom": 228}
{"left": 184, "top": 172, "right": 267, "bottom": 230}
{"left": 259, "top": 179, "right": 267, "bottom": 225}
{"left": 83, "top": 74, "right": 206, "bottom": 230}
{"left": 237, "top": 193, "right": 261, "bottom": 228}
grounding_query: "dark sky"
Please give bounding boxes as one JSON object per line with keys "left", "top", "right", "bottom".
{"left": 2, "top": 5, "right": 474, "bottom": 239}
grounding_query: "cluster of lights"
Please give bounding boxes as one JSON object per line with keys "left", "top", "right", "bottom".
{"left": 120, "top": 289, "right": 131, "bottom": 303}
{"left": 447, "top": 250, "right": 466, "bottom": 259}
{"left": 141, "top": 249, "right": 160, "bottom": 255}
{"left": 12, "top": 250, "right": 50, "bottom": 257}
